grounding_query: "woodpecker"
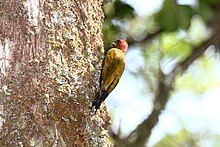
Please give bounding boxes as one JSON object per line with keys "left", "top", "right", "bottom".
{"left": 91, "top": 39, "right": 128, "bottom": 111}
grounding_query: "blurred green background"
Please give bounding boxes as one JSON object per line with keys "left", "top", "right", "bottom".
{"left": 102, "top": 0, "right": 220, "bottom": 146}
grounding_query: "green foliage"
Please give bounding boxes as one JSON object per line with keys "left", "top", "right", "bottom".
{"left": 197, "top": 0, "right": 220, "bottom": 23}
{"left": 102, "top": 0, "right": 220, "bottom": 43}
{"left": 102, "top": 19, "right": 121, "bottom": 49}
{"left": 104, "top": 0, "right": 135, "bottom": 19}
{"left": 198, "top": 0, "right": 214, "bottom": 23}
{"left": 187, "top": 16, "right": 209, "bottom": 46}
{"left": 113, "top": 0, "right": 135, "bottom": 19}
{"left": 102, "top": 0, "right": 136, "bottom": 49}
{"left": 154, "top": 129, "right": 200, "bottom": 147}
{"left": 175, "top": 51, "right": 218, "bottom": 93}
{"left": 154, "top": 0, "right": 193, "bottom": 31}
{"left": 154, "top": 129, "right": 220, "bottom": 147}
{"left": 161, "top": 32, "right": 192, "bottom": 60}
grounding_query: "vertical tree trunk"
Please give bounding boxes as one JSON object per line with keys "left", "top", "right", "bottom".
{"left": 0, "top": 0, "right": 111, "bottom": 146}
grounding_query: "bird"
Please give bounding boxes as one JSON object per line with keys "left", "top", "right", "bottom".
{"left": 91, "top": 39, "right": 128, "bottom": 112}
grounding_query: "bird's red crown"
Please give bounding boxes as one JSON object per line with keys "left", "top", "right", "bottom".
{"left": 111, "top": 39, "right": 128, "bottom": 52}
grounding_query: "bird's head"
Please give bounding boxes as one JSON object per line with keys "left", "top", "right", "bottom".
{"left": 111, "top": 39, "right": 128, "bottom": 53}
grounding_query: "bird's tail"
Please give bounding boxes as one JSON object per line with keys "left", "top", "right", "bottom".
{"left": 91, "top": 90, "right": 109, "bottom": 111}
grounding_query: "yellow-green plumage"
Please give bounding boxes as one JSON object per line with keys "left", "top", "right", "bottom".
{"left": 101, "top": 48, "right": 125, "bottom": 93}
{"left": 91, "top": 48, "right": 125, "bottom": 110}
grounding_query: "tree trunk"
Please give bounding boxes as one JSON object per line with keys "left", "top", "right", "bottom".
{"left": 0, "top": 0, "right": 112, "bottom": 146}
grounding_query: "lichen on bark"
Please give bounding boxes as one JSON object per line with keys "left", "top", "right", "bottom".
{"left": 0, "top": 0, "right": 112, "bottom": 146}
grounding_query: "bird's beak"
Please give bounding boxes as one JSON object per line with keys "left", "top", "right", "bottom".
{"left": 111, "top": 41, "right": 117, "bottom": 48}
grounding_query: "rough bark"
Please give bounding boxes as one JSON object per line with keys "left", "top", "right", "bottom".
{"left": 0, "top": 0, "right": 112, "bottom": 146}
